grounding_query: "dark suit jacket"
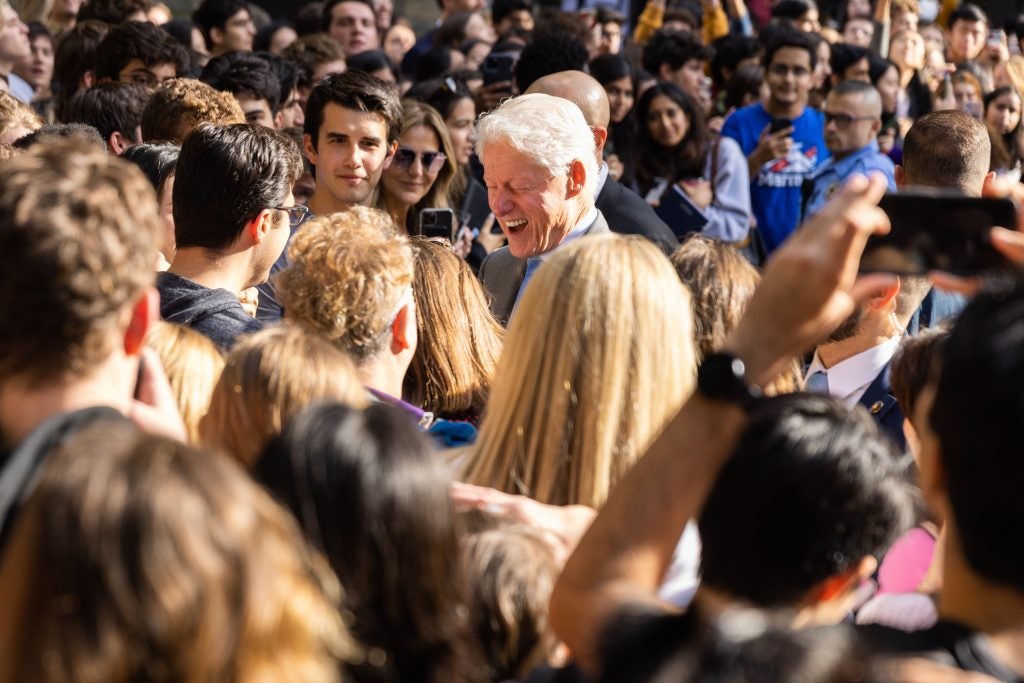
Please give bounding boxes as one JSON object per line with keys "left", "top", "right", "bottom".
{"left": 479, "top": 212, "right": 610, "bottom": 325}
{"left": 858, "top": 361, "right": 907, "bottom": 452}
{"left": 595, "top": 176, "right": 679, "bottom": 255}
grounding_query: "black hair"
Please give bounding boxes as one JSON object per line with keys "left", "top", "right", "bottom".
{"left": 724, "top": 63, "right": 765, "bottom": 111}
{"left": 201, "top": 51, "right": 283, "bottom": 113}
{"left": 53, "top": 20, "right": 109, "bottom": 122}
{"left": 404, "top": 75, "right": 473, "bottom": 120}
{"left": 932, "top": 276, "right": 1024, "bottom": 593}
{"left": 192, "top": 0, "right": 251, "bottom": 49}
{"left": 254, "top": 20, "right": 296, "bottom": 52}
{"left": 868, "top": 53, "right": 897, "bottom": 85}
{"left": 771, "top": 0, "right": 818, "bottom": 20}
{"left": 25, "top": 20, "right": 52, "bottom": 45}
{"left": 161, "top": 18, "right": 197, "bottom": 50}
{"left": 76, "top": 0, "right": 152, "bottom": 24}
{"left": 699, "top": 393, "right": 914, "bottom": 608}
{"left": 93, "top": 21, "right": 189, "bottom": 82}
{"left": 641, "top": 28, "right": 713, "bottom": 76}
{"left": 256, "top": 51, "right": 300, "bottom": 100}
{"left": 492, "top": 0, "right": 533, "bottom": 26}
{"left": 434, "top": 11, "right": 477, "bottom": 50}
{"left": 634, "top": 81, "right": 709, "bottom": 194}
{"left": 121, "top": 141, "right": 181, "bottom": 198}
{"left": 304, "top": 69, "right": 402, "bottom": 149}
{"left": 347, "top": 48, "right": 397, "bottom": 80}
{"left": 763, "top": 26, "right": 817, "bottom": 70}
{"left": 321, "top": 0, "right": 376, "bottom": 33}
{"left": 709, "top": 34, "right": 762, "bottom": 87}
{"left": 13, "top": 123, "right": 106, "bottom": 150}
{"left": 947, "top": 2, "right": 987, "bottom": 29}
{"left": 295, "top": 1, "right": 325, "bottom": 35}
{"left": 173, "top": 123, "right": 301, "bottom": 250}
{"left": 255, "top": 402, "right": 483, "bottom": 681}
{"left": 513, "top": 32, "right": 589, "bottom": 92}
{"left": 415, "top": 45, "right": 459, "bottom": 82}
{"left": 63, "top": 82, "right": 151, "bottom": 144}
{"left": 829, "top": 42, "right": 869, "bottom": 77}
{"left": 984, "top": 85, "right": 1024, "bottom": 169}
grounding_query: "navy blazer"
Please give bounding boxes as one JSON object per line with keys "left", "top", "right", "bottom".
{"left": 857, "top": 361, "right": 906, "bottom": 452}
{"left": 595, "top": 176, "right": 679, "bottom": 255}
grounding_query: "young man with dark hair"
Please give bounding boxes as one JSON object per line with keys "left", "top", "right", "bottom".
{"left": 52, "top": 19, "right": 109, "bottom": 121}
{"left": 492, "top": 0, "right": 534, "bottom": 37}
{"left": 721, "top": 28, "right": 827, "bottom": 252}
{"left": 322, "top": 0, "right": 379, "bottom": 57}
{"left": 281, "top": 33, "right": 347, "bottom": 106}
{"left": 157, "top": 123, "right": 302, "bottom": 349}
{"left": 946, "top": 2, "right": 987, "bottom": 66}
{"left": 93, "top": 21, "right": 188, "bottom": 88}
{"left": 255, "top": 69, "right": 400, "bottom": 322}
{"left": 512, "top": 33, "right": 589, "bottom": 92}
{"left": 63, "top": 81, "right": 151, "bottom": 154}
{"left": 641, "top": 28, "right": 713, "bottom": 107}
{"left": 76, "top": 0, "right": 151, "bottom": 24}
{"left": 201, "top": 51, "right": 282, "bottom": 127}
{"left": 258, "top": 51, "right": 304, "bottom": 128}
{"left": 192, "top": 0, "right": 256, "bottom": 58}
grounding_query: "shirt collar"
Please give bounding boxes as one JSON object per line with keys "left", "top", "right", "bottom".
{"left": 806, "top": 335, "right": 901, "bottom": 401}
{"left": 595, "top": 161, "right": 609, "bottom": 197}
{"left": 830, "top": 140, "right": 882, "bottom": 174}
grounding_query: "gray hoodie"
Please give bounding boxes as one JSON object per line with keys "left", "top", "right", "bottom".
{"left": 157, "top": 271, "right": 263, "bottom": 351}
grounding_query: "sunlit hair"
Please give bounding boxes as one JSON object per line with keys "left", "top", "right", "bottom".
{"left": 404, "top": 238, "right": 504, "bottom": 421}
{"left": 476, "top": 92, "right": 598, "bottom": 197}
{"left": 145, "top": 321, "right": 225, "bottom": 444}
{"left": 461, "top": 234, "right": 697, "bottom": 508}
{"left": 0, "top": 91, "right": 42, "bottom": 144}
{"left": 200, "top": 324, "right": 367, "bottom": 467}
{"left": 462, "top": 512, "right": 562, "bottom": 681}
{"left": 278, "top": 207, "right": 414, "bottom": 363}
{"left": 140, "top": 78, "right": 245, "bottom": 144}
{"left": 7, "top": 423, "right": 356, "bottom": 682}
{"left": 379, "top": 100, "right": 459, "bottom": 229}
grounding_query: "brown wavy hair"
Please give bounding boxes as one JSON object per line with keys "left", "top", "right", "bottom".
{"left": 404, "top": 238, "right": 504, "bottom": 421}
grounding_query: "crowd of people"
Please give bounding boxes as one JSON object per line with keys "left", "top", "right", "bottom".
{"left": 1, "top": 0, "right": 1024, "bottom": 679}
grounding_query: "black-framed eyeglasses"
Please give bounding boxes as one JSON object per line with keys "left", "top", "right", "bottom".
{"left": 823, "top": 111, "right": 878, "bottom": 129}
{"left": 392, "top": 147, "right": 447, "bottom": 173}
{"left": 269, "top": 203, "right": 310, "bottom": 227}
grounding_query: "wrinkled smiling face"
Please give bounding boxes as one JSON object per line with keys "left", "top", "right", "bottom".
{"left": 483, "top": 140, "right": 572, "bottom": 259}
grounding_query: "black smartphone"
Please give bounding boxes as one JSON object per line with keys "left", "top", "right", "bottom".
{"left": 418, "top": 208, "right": 457, "bottom": 242}
{"left": 860, "top": 191, "right": 1018, "bottom": 275}
{"left": 769, "top": 117, "right": 793, "bottom": 134}
{"left": 482, "top": 53, "right": 516, "bottom": 86}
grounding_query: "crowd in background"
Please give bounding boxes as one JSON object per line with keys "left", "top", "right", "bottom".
{"left": 2, "top": 0, "right": 1024, "bottom": 680}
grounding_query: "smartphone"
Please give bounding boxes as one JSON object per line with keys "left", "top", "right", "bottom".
{"left": 644, "top": 177, "right": 670, "bottom": 206}
{"left": 482, "top": 53, "right": 516, "bottom": 86}
{"left": 770, "top": 117, "right": 793, "bottom": 134}
{"left": 418, "top": 208, "right": 457, "bottom": 242}
{"left": 988, "top": 28, "right": 1006, "bottom": 48}
{"left": 860, "top": 191, "right": 1018, "bottom": 275}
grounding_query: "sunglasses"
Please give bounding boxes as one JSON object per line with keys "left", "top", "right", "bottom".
{"left": 268, "top": 203, "right": 310, "bottom": 227}
{"left": 823, "top": 112, "right": 878, "bottom": 129}
{"left": 392, "top": 147, "right": 447, "bottom": 173}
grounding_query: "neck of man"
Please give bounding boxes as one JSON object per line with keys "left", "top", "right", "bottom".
{"left": 358, "top": 356, "right": 406, "bottom": 400}
{"left": 938, "top": 526, "right": 1024, "bottom": 676}
{"left": 0, "top": 353, "right": 136, "bottom": 448}
{"left": 765, "top": 96, "right": 807, "bottom": 120}
{"left": 168, "top": 245, "right": 256, "bottom": 294}
{"left": 816, "top": 311, "right": 899, "bottom": 369}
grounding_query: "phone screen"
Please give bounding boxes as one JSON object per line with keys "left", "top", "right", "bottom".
{"left": 483, "top": 54, "right": 516, "bottom": 86}
{"left": 860, "top": 192, "right": 1018, "bottom": 275}
{"left": 770, "top": 118, "right": 793, "bottom": 134}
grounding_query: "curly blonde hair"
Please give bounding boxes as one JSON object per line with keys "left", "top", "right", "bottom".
{"left": 278, "top": 207, "right": 414, "bottom": 364}
{"left": 140, "top": 78, "right": 245, "bottom": 143}
{"left": 200, "top": 324, "right": 367, "bottom": 468}
{"left": 0, "top": 91, "right": 43, "bottom": 144}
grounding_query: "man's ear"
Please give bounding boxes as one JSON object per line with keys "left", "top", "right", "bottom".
{"left": 108, "top": 130, "right": 132, "bottom": 156}
{"left": 81, "top": 70, "right": 94, "bottom": 88}
{"left": 303, "top": 133, "right": 318, "bottom": 166}
{"left": 894, "top": 164, "right": 905, "bottom": 188}
{"left": 390, "top": 300, "right": 415, "bottom": 353}
{"left": 209, "top": 26, "right": 224, "bottom": 50}
{"left": 566, "top": 159, "right": 586, "bottom": 198}
{"left": 382, "top": 139, "right": 398, "bottom": 170}
{"left": 246, "top": 209, "right": 275, "bottom": 245}
{"left": 866, "top": 278, "right": 900, "bottom": 310}
{"left": 658, "top": 63, "right": 674, "bottom": 82}
{"left": 870, "top": 118, "right": 882, "bottom": 136}
{"left": 982, "top": 170, "right": 998, "bottom": 196}
{"left": 814, "top": 555, "right": 878, "bottom": 603}
{"left": 592, "top": 126, "right": 608, "bottom": 155}
{"left": 273, "top": 110, "right": 284, "bottom": 129}
{"left": 124, "top": 287, "right": 159, "bottom": 356}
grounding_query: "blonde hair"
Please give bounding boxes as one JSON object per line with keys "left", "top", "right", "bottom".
{"left": 145, "top": 321, "right": 225, "bottom": 444}
{"left": 140, "top": 78, "right": 246, "bottom": 144}
{"left": 461, "top": 234, "right": 697, "bottom": 508}
{"left": 0, "top": 91, "right": 43, "bottom": 144}
{"left": 404, "top": 238, "right": 504, "bottom": 420}
{"left": 200, "top": 324, "right": 367, "bottom": 467}
{"left": 11, "top": 423, "right": 356, "bottom": 682}
{"left": 1000, "top": 56, "right": 1024, "bottom": 98}
{"left": 278, "top": 207, "right": 414, "bottom": 363}
{"left": 380, "top": 100, "right": 459, "bottom": 229}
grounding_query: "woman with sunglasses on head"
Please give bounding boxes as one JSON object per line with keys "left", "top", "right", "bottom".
{"left": 378, "top": 100, "right": 459, "bottom": 238}
{"left": 634, "top": 82, "right": 751, "bottom": 244}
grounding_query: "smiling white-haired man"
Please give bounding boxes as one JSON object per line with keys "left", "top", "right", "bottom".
{"left": 476, "top": 92, "right": 606, "bottom": 324}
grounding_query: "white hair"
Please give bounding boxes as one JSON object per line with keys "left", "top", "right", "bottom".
{"left": 476, "top": 93, "right": 599, "bottom": 196}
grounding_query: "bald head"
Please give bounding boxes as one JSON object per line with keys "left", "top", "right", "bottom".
{"left": 526, "top": 70, "right": 611, "bottom": 129}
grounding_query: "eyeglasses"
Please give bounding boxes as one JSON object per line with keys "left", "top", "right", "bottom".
{"left": 823, "top": 111, "right": 878, "bottom": 129}
{"left": 392, "top": 147, "right": 447, "bottom": 173}
{"left": 269, "top": 203, "right": 310, "bottom": 227}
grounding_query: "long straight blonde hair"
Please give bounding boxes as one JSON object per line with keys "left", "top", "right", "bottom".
{"left": 461, "top": 234, "right": 698, "bottom": 508}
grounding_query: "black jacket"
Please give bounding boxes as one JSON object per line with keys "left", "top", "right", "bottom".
{"left": 595, "top": 176, "right": 679, "bottom": 255}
